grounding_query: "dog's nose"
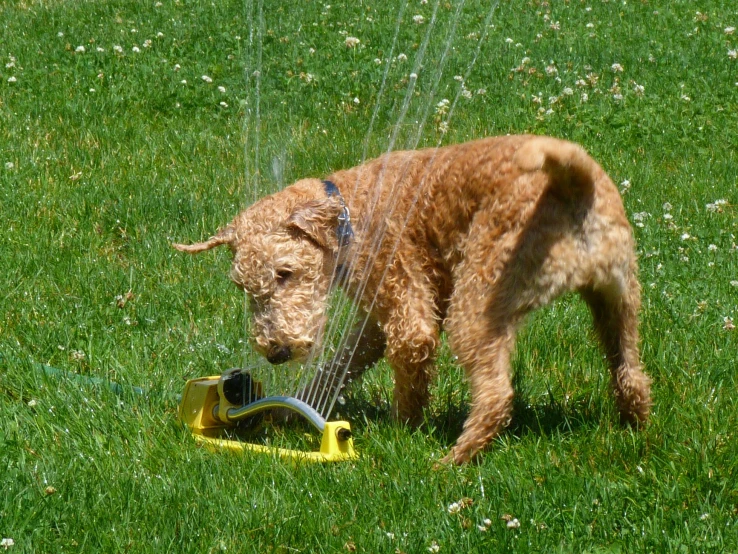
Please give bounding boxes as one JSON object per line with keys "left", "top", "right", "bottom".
{"left": 266, "top": 344, "right": 292, "bottom": 365}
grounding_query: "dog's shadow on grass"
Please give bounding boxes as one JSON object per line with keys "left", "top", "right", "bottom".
{"left": 339, "top": 388, "right": 606, "bottom": 448}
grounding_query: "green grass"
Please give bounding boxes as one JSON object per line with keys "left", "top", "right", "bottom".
{"left": 1, "top": 0, "right": 737, "bottom": 551}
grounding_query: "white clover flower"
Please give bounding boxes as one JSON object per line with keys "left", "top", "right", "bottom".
{"left": 681, "top": 94, "right": 691, "bottom": 102}
{"left": 57, "top": 31, "right": 64, "bottom": 37}
{"left": 397, "top": 53, "right": 408, "bottom": 62}
{"left": 219, "top": 101, "right": 228, "bottom": 108}
{"left": 723, "top": 317, "right": 735, "bottom": 331}
{"left": 385, "top": 532, "right": 395, "bottom": 540}
{"left": 345, "top": 36, "right": 360, "bottom": 48}
{"left": 476, "top": 88, "right": 486, "bottom": 95}
{"left": 113, "top": 45, "right": 124, "bottom": 53}
{"left": 96, "top": 47, "right": 105, "bottom": 52}
{"left": 180, "top": 79, "right": 187, "bottom": 84}
{"left": 428, "top": 541, "right": 440, "bottom": 553}
{"left": 462, "top": 88, "right": 473, "bottom": 99}
{"left": 28, "top": 399, "right": 37, "bottom": 407}
{"left": 681, "top": 233, "right": 691, "bottom": 241}
{"left": 132, "top": 46, "right": 140, "bottom": 53}
{"left": 730, "top": 280, "right": 738, "bottom": 287}
{"left": 506, "top": 518, "right": 521, "bottom": 529}
{"left": 562, "top": 87, "right": 574, "bottom": 96}
{"left": 75, "top": 45, "right": 85, "bottom": 53}
{"left": 353, "top": 97, "right": 360, "bottom": 104}
{"left": 706, "top": 199, "right": 728, "bottom": 212}
{"left": 663, "top": 202, "right": 673, "bottom": 211}
{"left": 633, "top": 83, "right": 645, "bottom": 95}
{"left": 4, "top": 162, "right": 14, "bottom": 169}
{"left": 157, "top": 32, "right": 164, "bottom": 38}
{"left": 308, "top": 47, "right": 315, "bottom": 55}
{"left": 435, "top": 98, "right": 450, "bottom": 115}
{"left": 725, "top": 27, "right": 736, "bottom": 35}
{"left": 708, "top": 244, "right": 718, "bottom": 252}
{"left": 611, "top": 62, "right": 624, "bottom": 72}
{"left": 620, "top": 179, "right": 631, "bottom": 192}
{"left": 613, "top": 93, "right": 624, "bottom": 101}
{"left": 201, "top": 75, "right": 213, "bottom": 83}
{"left": 581, "top": 93, "right": 589, "bottom": 102}
{"left": 729, "top": 50, "right": 738, "bottom": 60}
{"left": 454, "top": 75, "right": 464, "bottom": 82}
{"left": 218, "top": 85, "right": 226, "bottom": 93}
{"left": 413, "top": 14, "right": 425, "bottom": 24}
{"left": 174, "top": 63, "right": 181, "bottom": 71}
{"left": 545, "top": 64, "right": 558, "bottom": 75}
{"left": 7, "top": 76, "right": 17, "bottom": 83}
{"left": 447, "top": 502, "right": 461, "bottom": 514}
{"left": 373, "top": 58, "right": 382, "bottom": 65}
{"left": 505, "top": 37, "right": 514, "bottom": 44}
{"left": 663, "top": 213, "right": 673, "bottom": 220}
{"left": 632, "top": 211, "right": 650, "bottom": 222}
{"left": 143, "top": 39, "right": 152, "bottom": 48}
{"left": 586, "top": 22, "right": 595, "bottom": 28}
{"left": 1, "top": 538, "right": 15, "bottom": 548}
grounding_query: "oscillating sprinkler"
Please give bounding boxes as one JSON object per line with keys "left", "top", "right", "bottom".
{"left": 178, "top": 368, "right": 357, "bottom": 462}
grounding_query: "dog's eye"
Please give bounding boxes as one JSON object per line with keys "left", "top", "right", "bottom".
{"left": 276, "top": 269, "right": 293, "bottom": 285}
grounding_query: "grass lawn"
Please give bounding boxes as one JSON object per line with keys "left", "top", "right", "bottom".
{"left": 1, "top": 0, "right": 737, "bottom": 551}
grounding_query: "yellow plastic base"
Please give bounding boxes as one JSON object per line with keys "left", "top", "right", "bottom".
{"left": 179, "top": 375, "right": 358, "bottom": 463}
{"left": 192, "top": 420, "right": 357, "bottom": 463}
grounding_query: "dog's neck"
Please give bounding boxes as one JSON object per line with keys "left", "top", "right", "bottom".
{"left": 321, "top": 180, "right": 354, "bottom": 248}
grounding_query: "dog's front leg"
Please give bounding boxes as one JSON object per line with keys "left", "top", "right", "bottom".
{"left": 296, "top": 314, "right": 386, "bottom": 410}
{"left": 382, "top": 308, "right": 439, "bottom": 428}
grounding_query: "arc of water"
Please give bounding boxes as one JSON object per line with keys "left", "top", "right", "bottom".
{"left": 302, "top": 0, "right": 448, "bottom": 409}
{"left": 292, "top": 0, "right": 411, "bottom": 402}
{"left": 319, "top": 0, "right": 502, "bottom": 420}
{"left": 241, "top": 0, "right": 269, "bottom": 398}
{"left": 310, "top": 0, "right": 469, "bottom": 414}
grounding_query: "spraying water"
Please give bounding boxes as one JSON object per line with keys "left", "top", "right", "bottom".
{"left": 237, "top": 0, "right": 501, "bottom": 420}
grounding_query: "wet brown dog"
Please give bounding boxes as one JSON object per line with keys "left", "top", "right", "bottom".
{"left": 174, "top": 135, "right": 651, "bottom": 464}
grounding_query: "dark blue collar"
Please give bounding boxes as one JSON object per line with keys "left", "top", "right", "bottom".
{"left": 322, "top": 180, "right": 354, "bottom": 248}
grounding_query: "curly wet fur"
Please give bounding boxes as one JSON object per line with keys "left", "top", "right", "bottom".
{"left": 174, "top": 135, "right": 652, "bottom": 464}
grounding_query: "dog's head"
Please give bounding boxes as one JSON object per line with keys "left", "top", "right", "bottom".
{"left": 173, "top": 179, "right": 347, "bottom": 365}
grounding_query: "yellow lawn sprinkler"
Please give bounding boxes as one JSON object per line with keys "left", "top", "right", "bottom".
{"left": 178, "top": 368, "right": 357, "bottom": 462}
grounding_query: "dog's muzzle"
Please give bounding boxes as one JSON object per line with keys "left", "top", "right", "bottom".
{"left": 266, "top": 344, "right": 292, "bottom": 365}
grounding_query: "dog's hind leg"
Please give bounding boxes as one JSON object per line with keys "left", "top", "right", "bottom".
{"left": 442, "top": 240, "right": 531, "bottom": 464}
{"left": 580, "top": 271, "right": 651, "bottom": 426}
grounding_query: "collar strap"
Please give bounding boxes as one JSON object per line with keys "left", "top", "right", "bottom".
{"left": 322, "top": 180, "right": 354, "bottom": 248}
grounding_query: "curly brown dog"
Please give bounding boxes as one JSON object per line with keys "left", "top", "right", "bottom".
{"left": 174, "top": 135, "right": 651, "bottom": 464}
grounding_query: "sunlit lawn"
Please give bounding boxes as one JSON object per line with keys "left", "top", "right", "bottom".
{"left": 1, "top": 0, "right": 736, "bottom": 551}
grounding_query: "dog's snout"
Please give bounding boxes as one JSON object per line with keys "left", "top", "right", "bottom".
{"left": 266, "top": 344, "right": 292, "bottom": 365}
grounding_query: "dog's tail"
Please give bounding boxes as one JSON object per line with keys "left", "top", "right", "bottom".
{"left": 514, "top": 136, "right": 598, "bottom": 197}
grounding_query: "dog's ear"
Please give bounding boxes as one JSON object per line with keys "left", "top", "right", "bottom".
{"left": 286, "top": 197, "right": 343, "bottom": 249}
{"left": 172, "top": 225, "right": 236, "bottom": 253}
